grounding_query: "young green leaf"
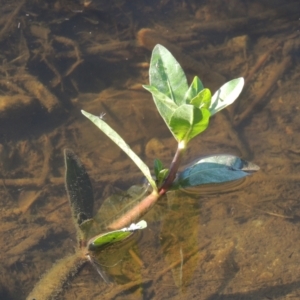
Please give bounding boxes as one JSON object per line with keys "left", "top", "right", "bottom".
{"left": 209, "top": 77, "right": 244, "bottom": 115}
{"left": 169, "top": 105, "right": 210, "bottom": 143}
{"left": 88, "top": 220, "right": 147, "bottom": 251}
{"left": 81, "top": 110, "right": 157, "bottom": 192}
{"left": 184, "top": 76, "right": 204, "bottom": 104}
{"left": 149, "top": 44, "right": 188, "bottom": 106}
{"left": 143, "top": 85, "right": 178, "bottom": 125}
{"left": 154, "top": 158, "right": 163, "bottom": 179}
{"left": 157, "top": 169, "right": 169, "bottom": 186}
{"left": 190, "top": 88, "right": 211, "bottom": 109}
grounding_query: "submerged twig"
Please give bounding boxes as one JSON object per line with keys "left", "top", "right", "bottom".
{"left": 0, "top": 0, "right": 26, "bottom": 42}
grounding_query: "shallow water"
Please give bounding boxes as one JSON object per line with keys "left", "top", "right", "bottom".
{"left": 1, "top": 0, "right": 300, "bottom": 299}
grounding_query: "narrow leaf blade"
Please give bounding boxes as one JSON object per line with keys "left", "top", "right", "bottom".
{"left": 81, "top": 110, "right": 157, "bottom": 191}
{"left": 64, "top": 149, "right": 94, "bottom": 226}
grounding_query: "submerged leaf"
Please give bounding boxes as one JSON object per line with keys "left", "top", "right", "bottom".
{"left": 81, "top": 110, "right": 157, "bottom": 192}
{"left": 64, "top": 149, "right": 94, "bottom": 226}
{"left": 88, "top": 220, "right": 147, "bottom": 251}
{"left": 173, "top": 154, "right": 259, "bottom": 189}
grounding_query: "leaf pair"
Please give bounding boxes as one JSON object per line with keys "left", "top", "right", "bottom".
{"left": 143, "top": 44, "right": 244, "bottom": 146}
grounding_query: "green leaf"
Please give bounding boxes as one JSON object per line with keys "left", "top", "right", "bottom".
{"left": 88, "top": 220, "right": 147, "bottom": 251}
{"left": 149, "top": 44, "right": 188, "bottom": 106}
{"left": 184, "top": 76, "right": 204, "bottom": 103}
{"left": 64, "top": 149, "right": 94, "bottom": 226}
{"left": 157, "top": 169, "right": 169, "bottom": 186}
{"left": 209, "top": 77, "right": 244, "bottom": 115}
{"left": 143, "top": 85, "right": 177, "bottom": 125}
{"left": 154, "top": 158, "right": 163, "bottom": 178}
{"left": 169, "top": 105, "right": 210, "bottom": 143}
{"left": 172, "top": 154, "right": 259, "bottom": 190}
{"left": 190, "top": 88, "right": 211, "bottom": 109}
{"left": 81, "top": 110, "right": 157, "bottom": 192}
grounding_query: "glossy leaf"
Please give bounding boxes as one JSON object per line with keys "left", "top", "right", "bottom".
{"left": 169, "top": 105, "right": 210, "bottom": 143}
{"left": 64, "top": 149, "right": 94, "bottom": 226}
{"left": 149, "top": 44, "right": 188, "bottom": 106}
{"left": 88, "top": 220, "right": 147, "bottom": 251}
{"left": 184, "top": 76, "right": 204, "bottom": 104}
{"left": 81, "top": 110, "right": 157, "bottom": 192}
{"left": 209, "top": 77, "right": 244, "bottom": 115}
{"left": 190, "top": 88, "right": 211, "bottom": 109}
{"left": 173, "top": 154, "right": 259, "bottom": 189}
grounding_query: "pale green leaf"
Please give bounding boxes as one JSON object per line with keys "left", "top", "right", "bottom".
{"left": 149, "top": 44, "right": 188, "bottom": 106}
{"left": 209, "top": 77, "right": 244, "bottom": 115}
{"left": 143, "top": 85, "right": 177, "bottom": 125}
{"left": 81, "top": 110, "right": 157, "bottom": 191}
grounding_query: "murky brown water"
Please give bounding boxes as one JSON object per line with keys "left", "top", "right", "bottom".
{"left": 1, "top": 0, "right": 300, "bottom": 299}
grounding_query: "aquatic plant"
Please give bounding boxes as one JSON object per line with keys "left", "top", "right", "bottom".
{"left": 27, "top": 44, "right": 259, "bottom": 299}
{"left": 82, "top": 44, "right": 258, "bottom": 229}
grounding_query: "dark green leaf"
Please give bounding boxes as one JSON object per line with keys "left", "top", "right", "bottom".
{"left": 149, "top": 44, "right": 188, "bottom": 106}
{"left": 154, "top": 158, "right": 163, "bottom": 178}
{"left": 157, "top": 169, "right": 169, "bottom": 186}
{"left": 64, "top": 149, "right": 94, "bottom": 226}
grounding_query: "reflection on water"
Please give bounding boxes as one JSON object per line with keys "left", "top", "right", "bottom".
{"left": 0, "top": 0, "right": 300, "bottom": 299}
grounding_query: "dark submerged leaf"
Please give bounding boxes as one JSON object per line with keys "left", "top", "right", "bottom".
{"left": 173, "top": 154, "right": 259, "bottom": 189}
{"left": 64, "top": 149, "right": 94, "bottom": 226}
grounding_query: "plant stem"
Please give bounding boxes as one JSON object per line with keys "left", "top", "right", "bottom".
{"left": 108, "top": 189, "right": 159, "bottom": 230}
{"left": 107, "top": 143, "right": 184, "bottom": 230}
{"left": 158, "top": 143, "right": 184, "bottom": 195}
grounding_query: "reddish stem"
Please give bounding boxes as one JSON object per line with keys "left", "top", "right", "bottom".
{"left": 106, "top": 143, "right": 184, "bottom": 231}
{"left": 159, "top": 144, "right": 184, "bottom": 195}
